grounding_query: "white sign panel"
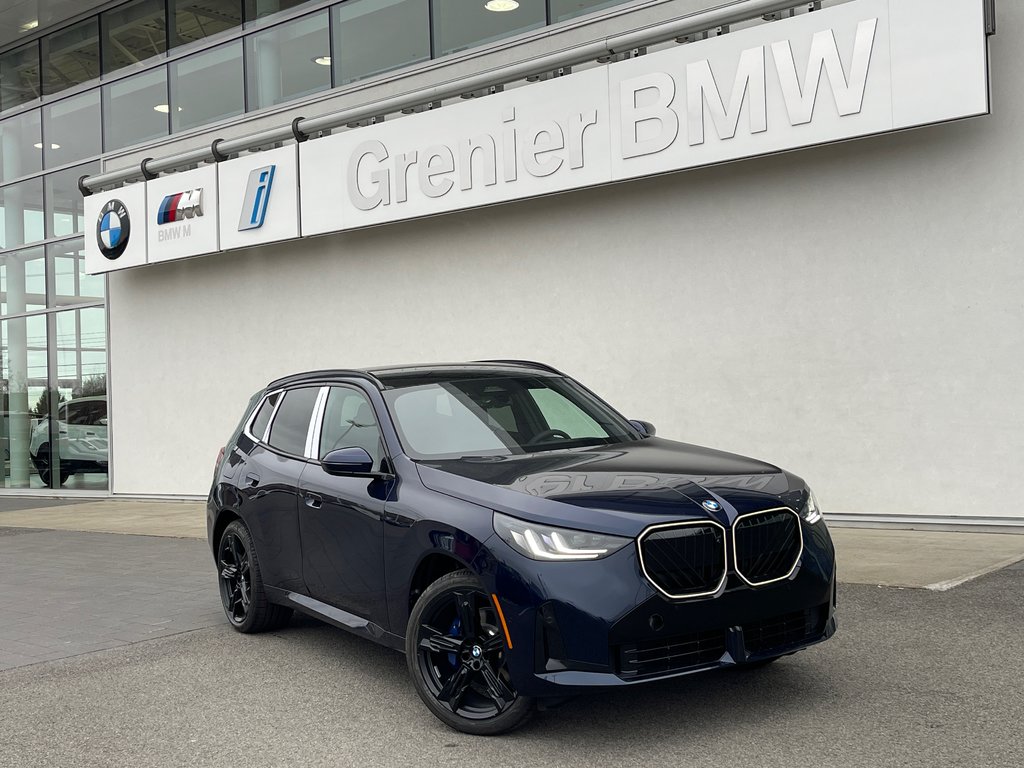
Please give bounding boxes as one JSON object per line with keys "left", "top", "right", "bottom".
{"left": 146, "top": 165, "right": 219, "bottom": 264}
{"left": 218, "top": 145, "right": 300, "bottom": 251}
{"left": 300, "top": 66, "right": 613, "bottom": 236}
{"left": 300, "top": 0, "right": 988, "bottom": 238}
{"left": 84, "top": 183, "right": 147, "bottom": 274}
{"left": 85, "top": 0, "right": 988, "bottom": 274}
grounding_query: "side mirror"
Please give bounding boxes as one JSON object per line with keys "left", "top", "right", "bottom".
{"left": 629, "top": 420, "right": 657, "bottom": 438}
{"left": 322, "top": 446, "right": 374, "bottom": 476}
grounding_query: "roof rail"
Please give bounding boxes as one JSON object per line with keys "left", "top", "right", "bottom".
{"left": 267, "top": 369, "right": 385, "bottom": 390}
{"left": 474, "top": 360, "right": 565, "bottom": 376}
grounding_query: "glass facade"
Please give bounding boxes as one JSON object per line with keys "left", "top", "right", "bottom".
{"left": 170, "top": 41, "right": 245, "bottom": 132}
{"left": 332, "top": 0, "right": 430, "bottom": 86}
{"left": 0, "top": 236, "right": 106, "bottom": 491}
{"left": 0, "top": 0, "right": 633, "bottom": 495}
{"left": 40, "top": 18, "right": 100, "bottom": 97}
{"left": 245, "top": 11, "right": 331, "bottom": 110}
{"left": 432, "top": 0, "right": 547, "bottom": 56}
{"left": 101, "top": 0, "right": 169, "bottom": 73}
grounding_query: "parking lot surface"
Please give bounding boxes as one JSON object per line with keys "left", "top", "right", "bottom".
{"left": 0, "top": 527, "right": 1021, "bottom": 768}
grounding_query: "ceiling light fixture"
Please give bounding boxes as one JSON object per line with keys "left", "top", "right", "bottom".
{"left": 153, "top": 104, "right": 182, "bottom": 113}
{"left": 33, "top": 142, "right": 60, "bottom": 150}
{"left": 20, "top": 20, "right": 39, "bottom": 32}
{"left": 312, "top": 55, "right": 331, "bottom": 66}
{"left": 484, "top": 0, "right": 520, "bottom": 11}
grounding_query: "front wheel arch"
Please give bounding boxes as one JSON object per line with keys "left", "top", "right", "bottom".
{"left": 408, "top": 552, "right": 471, "bottom": 614}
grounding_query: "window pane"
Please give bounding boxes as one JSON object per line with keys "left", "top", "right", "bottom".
{"left": 0, "top": 109, "right": 42, "bottom": 183}
{"left": 245, "top": 11, "right": 330, "bottom": 110}
{"left": 549, "top": 0, "right": 624, "bottom": 22}
{"left": 528, "top": 388, "right": 604, "bottom": 438}
{"left": 249, "top": 391, "right": 279, "bottom": 440}
{"left": 431, "top": 0, "right": 545, "bottom": 56}
{"left": 46, "top": 162, "right": 100, "bottom": 239}
{"left": 319, "top": 387, "right": 382, "bottom": 465}
{"left": 0, "top": 43, "right": 41, "bottom": 112}
{"left": 52, "top": 307, "right": 109, "bottom": 490}
{"left": 41, "top": 18, "right": 100, "bottom": 96}
{"left": 103, "top": 68, "right": 169, "bottom": 151}
{"left": 267, "top": 387, "right": 318, "bottom": 455}
{"left": 245, "top": 0, "right": 312, "bottom": 22}
{"left": 333, "top": 0, "right": 430, "bottom": 86}
{"left": 49, "top": 238, "right": 104, "bottom": 306}
{"left": 170, "top": 41, "right": 244, "bottom": 132}
{"left": 171, "top": 0, "right": 243, "bottom": 48}
{"left": 0, "top": 314, "right": 49, "bottom": 488}
{"left": 0, "top": 247, "right": 47, "bottom": 315}
{"left": 101, "top": 0, "right": 168, "bottom": 73}
{"left": 43, "top": 90, "right": 102, "bottom": 167}
{"left": 0, "top": 176, "right": 45, "bottom": 250}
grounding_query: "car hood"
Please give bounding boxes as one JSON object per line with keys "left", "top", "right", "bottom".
{"left": 415, "top": 437, "right": 804, "bottom": 536}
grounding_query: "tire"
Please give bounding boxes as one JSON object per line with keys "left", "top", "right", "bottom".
{"left": 217, "top": 520, "right": 292, "bottom": 633}
{"left": 32, "top": 444, "right": 67, "bottom": 486}
{"left": 406, "top": 570, "right": 534, "bottom": 735}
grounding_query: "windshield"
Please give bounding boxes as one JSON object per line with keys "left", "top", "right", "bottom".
{"left": 381, "top": 374, "right": 638, "bottom": 460}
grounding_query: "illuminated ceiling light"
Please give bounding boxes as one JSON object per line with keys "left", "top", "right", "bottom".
{"left": 33, "top": 142, "right": 60, "bottom": 149}
{"left": 20, "top": 20, "right": 39, "bottom": 32}
{"left": 154, "top": 103, "right": 182, "bottom": 113}
{"left": 484, "top": 0, "right": 519, "bottom": 11}
{"left": 312, "top": 55, "right": 331, "bottom": 66}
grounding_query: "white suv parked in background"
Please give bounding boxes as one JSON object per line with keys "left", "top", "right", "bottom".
{"left": 29, "top": 396, "right": 108, "bottom": 486}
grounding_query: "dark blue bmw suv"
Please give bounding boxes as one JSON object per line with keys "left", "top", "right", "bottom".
{"left": 208, "top": 361, "right": 836, "bottom": 734}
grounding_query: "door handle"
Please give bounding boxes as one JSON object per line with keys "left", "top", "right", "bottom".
{"left": 244, "top": 473, "right": 260, "bottom": 488}
{"left": 304, "top": 492, "right": 323, "bottom": 509}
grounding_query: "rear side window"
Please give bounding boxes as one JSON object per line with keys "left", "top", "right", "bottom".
{"left": 248, "top": 392, "right": 280, "bottom": 440}
{"left": 267, "top": 388, "right": 319, "bottom": 456}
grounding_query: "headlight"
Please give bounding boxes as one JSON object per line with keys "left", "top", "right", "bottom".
{"left": 492, "top": 511, "right": 630, "bottom": 561}
{"left": 802, "top": 488, "right": 822, "bottom": 524}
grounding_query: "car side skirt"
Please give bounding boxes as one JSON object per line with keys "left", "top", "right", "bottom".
{"left": 265, "top": 586, "right": 405, "bottom": 652}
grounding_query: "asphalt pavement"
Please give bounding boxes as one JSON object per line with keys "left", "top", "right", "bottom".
{"left": 0, "top": 527, "right": 1021, "bottom": 768}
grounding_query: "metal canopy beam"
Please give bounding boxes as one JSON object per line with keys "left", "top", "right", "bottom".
{"left": 81, "top": 0, "right": 829, "bottom": 193}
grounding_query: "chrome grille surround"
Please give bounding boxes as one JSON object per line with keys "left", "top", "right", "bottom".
{"left": 731, "top": 507, "right": 804, "bottom": 587}
{"left": 636, "top": 519, "right": 728, "bottom": 600}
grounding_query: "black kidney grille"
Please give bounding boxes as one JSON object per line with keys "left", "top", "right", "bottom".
{"left": 639, "top": 524, "right": 726, "bottom": 597}
{"left": 733, "top": 510, "right": 802, "bottom": 585}
{"left": 618, "top": 629, "right": 727, "bottom": 679}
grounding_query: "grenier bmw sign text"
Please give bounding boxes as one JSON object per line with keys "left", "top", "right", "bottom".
{"left": 84, "top": 0, "right": 990, "bottom": 274}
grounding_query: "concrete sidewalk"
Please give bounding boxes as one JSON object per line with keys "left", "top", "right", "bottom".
{"left": 1, "top": 497, "right": 1022, "bottom": 590}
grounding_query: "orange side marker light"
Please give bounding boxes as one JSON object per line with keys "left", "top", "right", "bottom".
{"left": 491, "top": 593, "right": 513, "bottom": 649}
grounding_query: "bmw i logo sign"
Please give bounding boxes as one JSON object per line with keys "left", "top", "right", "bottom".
{"left": 702, "top": 499, "right": 722, "bottom": 512}
{"left": 96, "top": 199, "right": 131, "bottom": 260}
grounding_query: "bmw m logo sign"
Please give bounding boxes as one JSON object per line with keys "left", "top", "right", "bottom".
{"left": 96, "top": 199, "right": 130, "bottom": 260}
{"left": 702, "top": 500, "right": 722, "bottom": 512}
{"left": 156, "top": 188, "right": 204, "bottom": 225}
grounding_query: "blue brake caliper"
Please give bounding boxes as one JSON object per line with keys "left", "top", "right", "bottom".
{"left": 447, "top": 617, "right": 461, "bottom": 667}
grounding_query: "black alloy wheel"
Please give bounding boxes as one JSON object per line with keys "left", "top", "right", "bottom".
{"left": 406, "top": 570, "right": 534, "bottom": 735}
{"left": 216, "top": 520, "right": 291, "bottom": 633}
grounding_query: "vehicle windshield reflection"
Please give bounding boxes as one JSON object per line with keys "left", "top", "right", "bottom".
{"left": 382, "top": 375, "right": 637, "bottom": 460}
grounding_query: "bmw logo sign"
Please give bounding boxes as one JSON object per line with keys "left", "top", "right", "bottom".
{"left": 97, "top": 199, "right": 131, "bottom": 260}
{"left": 702, "top": 499, "right": 722, "bottom": 512}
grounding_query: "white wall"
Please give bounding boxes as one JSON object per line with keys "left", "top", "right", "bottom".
{"left": 108, "top": 11, "right": 1023, "bottom": 521}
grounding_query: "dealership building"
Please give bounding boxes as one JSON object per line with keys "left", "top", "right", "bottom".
{"left": 0, "top": 0, "right": 1018, "bottom": 529}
